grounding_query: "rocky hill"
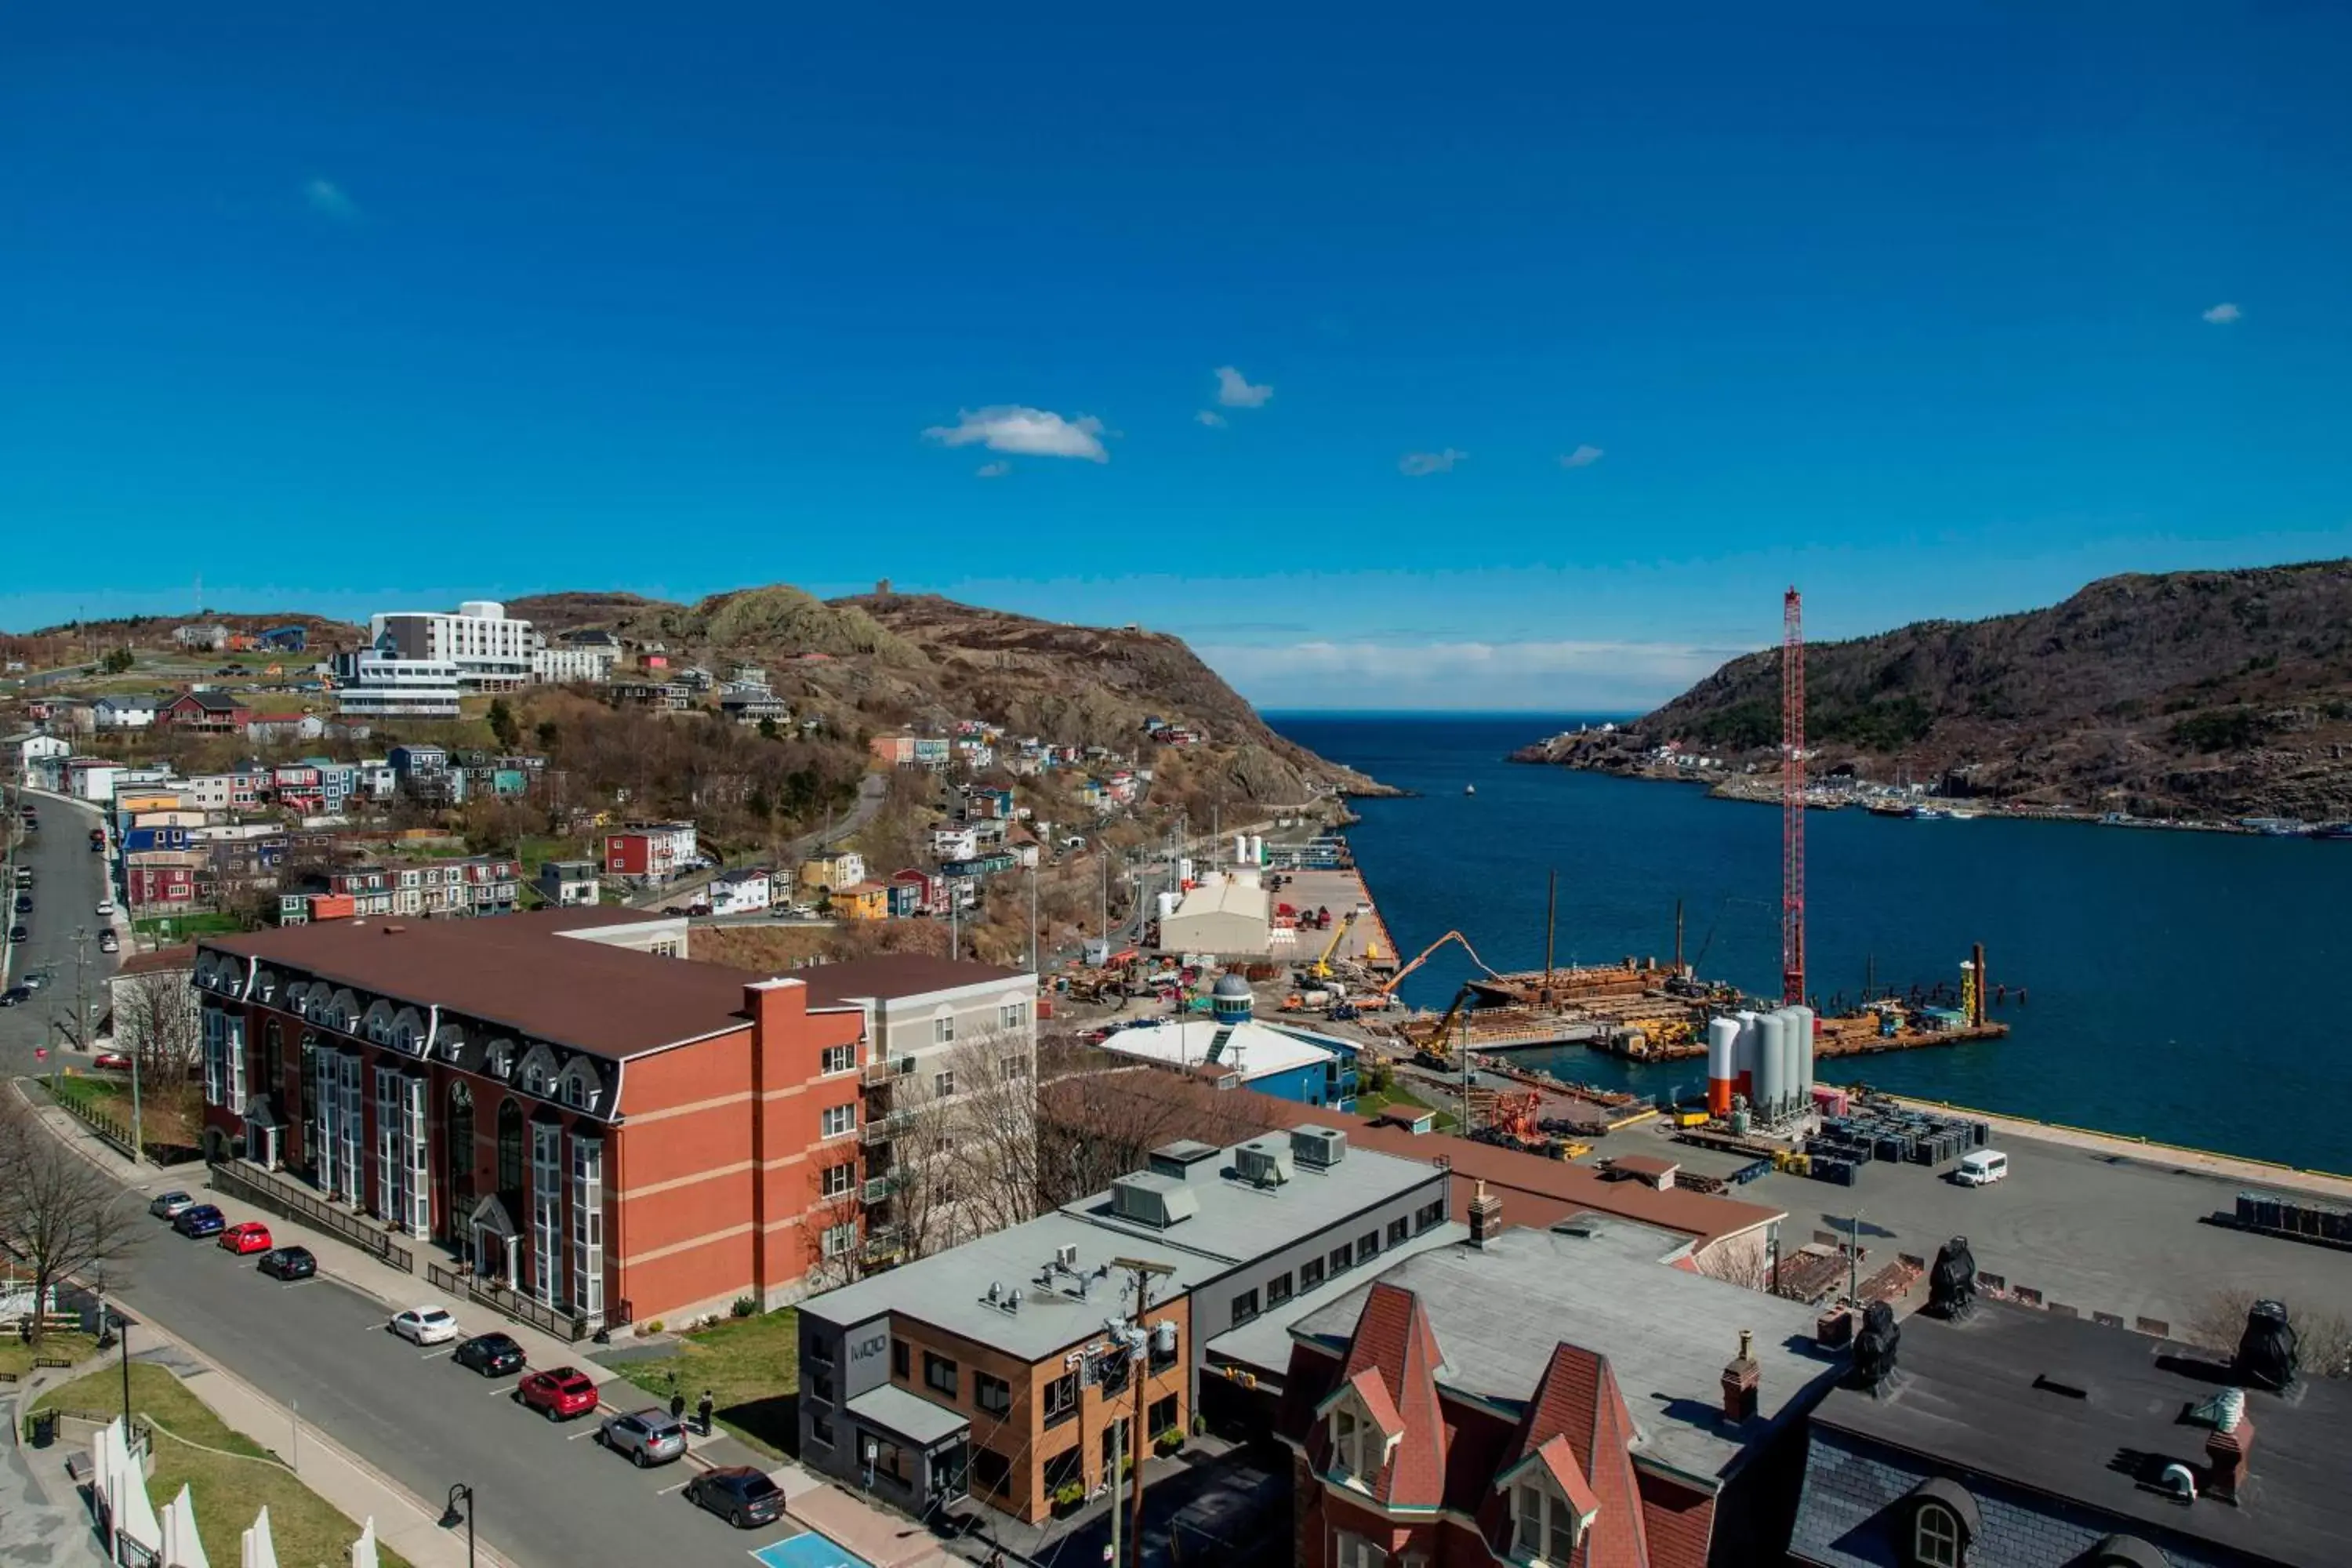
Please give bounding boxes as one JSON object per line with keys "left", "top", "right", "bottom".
{"left": 1516, "top": 561, "right": 2352, "bottom": 820}
{"left": 509, "top": 584, "right": 1381, "bottom": 801}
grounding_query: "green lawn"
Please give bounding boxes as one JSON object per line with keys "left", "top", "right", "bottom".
{"left": 132, "top": 911, "right": 242, "bottom": 939}
{"left": 614, "top": 1308, "right": 799, "bottom": 1458}
{"left": 1352, "top": 1083, "right": 1459, "bottom": 1131}
{"left": 34, "top": 1363, "right": 411, "bottom": 1568}
{"left": 0, "top": 1332, "right": 96, "bottom": 1381}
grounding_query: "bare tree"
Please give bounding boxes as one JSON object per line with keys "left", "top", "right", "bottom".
{"left": 886, "top": 1032, "right": 1040, "bottom": 1259}
{"left": 114, "top": 968, "right": 201, "bottom": 1090}
{"left": 1034, "top": 1064, "right": 1273, "bottom": 1210}
{"left": 798, "top": 1192, "right": 865, "bottom": 1295}
{"left": 0, "top": 1098, "right": 144, "bottom": 1345}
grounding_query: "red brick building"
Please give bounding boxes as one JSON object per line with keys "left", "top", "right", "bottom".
{"left": 193, "top": 909, "right": 1034, "bottom": 1329}
{"left": 603, "top": 821, "right": 698, "bottom": 882}
{"left": 159, "top": 691, "right": 251, "bottom": 731}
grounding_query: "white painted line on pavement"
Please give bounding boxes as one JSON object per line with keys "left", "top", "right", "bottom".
{"left": 566, "top": 1427, "right": 603, "bottom": 1440}
{"left": 419, "top": 1348, "right": 453, "bottom": 1360}
{"left": 655, "top": 1478, "right": 694, "bottom": 1496}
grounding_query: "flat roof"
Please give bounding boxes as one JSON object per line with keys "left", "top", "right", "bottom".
{"left": 845, "top": 1381, "right": 970, "bottom": 1447}
{"left": 1098, "top": 1020, "right": 1333, "bottom": 1082}
{"left": 1172, "top": 879, "right": 1269, "bottom": 921}
{"left": 1806, "top": 1301, "right": 2352, "bottom": 1563}
{"left": 801, "top": 1134, "right": 1446, "bottom": 1362}
{"left": 1207, "top": 1221, "right": 1468, "bottom": 1378}
{"left": 1289, "top": 1215, "right": 1840, "bottom": 1484}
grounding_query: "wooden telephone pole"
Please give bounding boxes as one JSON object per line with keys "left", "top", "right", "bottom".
{"left": 1111, "top": 1256, "right": 1174, "bottom": 1568}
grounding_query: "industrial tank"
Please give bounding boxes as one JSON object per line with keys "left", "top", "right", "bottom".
{"left": 1733, "top": 1011, "right": 1760, "bottom": 1103}
{"left": 1756, "top": 1011, "right": 1787, "bottom": 1115}
{"left": 1233, "top": 833, "right": 1249, "bottom": 864}
{"left": 1247, "top": 834, "right": 1265, "bottom": 866}
{"left": 1705, "top": 1016, "right": 1740, "bottom": 1117}
{"left": 1156, "top": 890, "right": 1181, "bottom": 922}
{"left": 1178, "top": 857, "right": 1194, "bottom": 884}
{"left": 1791, "top": 1004, "right": 1817, "bottom": 1103}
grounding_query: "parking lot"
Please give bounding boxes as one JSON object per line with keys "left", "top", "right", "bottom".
{"left": 113, "top": 1185, "right": 861, "bottom": 1568}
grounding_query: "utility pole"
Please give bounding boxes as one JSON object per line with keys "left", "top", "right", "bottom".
{"left": 71, "top": 925, "right": 93, "bottom": 1053}
{"left": 1543, "top": 869, "right": 1556, "bottom": 984}
{"left": 1027, "top": 864, "right": 1037, "bottom": 972}
{"left": 1111, "top": 1257, "right": 1174, "bottom": 1568}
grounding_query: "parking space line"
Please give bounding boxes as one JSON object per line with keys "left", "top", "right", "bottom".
{"left": 655, "top": 1478, "right": 694, "bottom": 1495}
{"left": 566, "top": 1427, "right": 604, "bottom": 1440}
{"left": 419, "top": 1348, "right": 454, "bottom": 1360}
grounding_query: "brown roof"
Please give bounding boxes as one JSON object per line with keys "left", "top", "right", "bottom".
{"left": 793, "top": 954, "right": 1028, "bottom": 1007}
{"left": 206, "top": 910, "right": 757, "bottom": 1059}
{"left": 1606, "top": 1153, "right": 1680, "bottom": 1178}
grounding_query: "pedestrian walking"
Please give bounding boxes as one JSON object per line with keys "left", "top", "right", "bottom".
{"left": 698, "top": 1388, "right": 715, "bottom": 1436}
{"left": 670, "top": 1388, "right": 687, "bottom": 1424}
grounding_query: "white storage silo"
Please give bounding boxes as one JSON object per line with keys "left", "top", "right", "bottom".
{"left": 1233, "top": 833, "right": 1249, "bottom": 864}
{"left": 1705, "top": 1015, "right": 1740, "bottom": 1116}
{"left": 1248, "top": 834, "right": 1265, "bottom": 866}
{"left": 1733, "top": 1010, "right": 1759, "bottom": 1104}
{"left": 1791, "top": 1004, "right": 1817, "bottom": 1105}
{"left": 1156, "top": 890, "right": 1180, "bottom": 923}
{"left": 1756, "top": 1011, "right": 1787, "bottom": 1116}
{"left": 1178, "top": 857, "right": 1194, "bottom": 885}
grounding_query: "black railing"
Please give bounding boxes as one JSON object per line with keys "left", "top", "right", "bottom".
{"left": 424, "top": 1258, "right": 594, "bottom": 1343}
{"left": 47, "top": 1083, "right": 137, "bottom": 1162}
{"left": 207, "top": 1160, "right": 415, "bottom": 1272}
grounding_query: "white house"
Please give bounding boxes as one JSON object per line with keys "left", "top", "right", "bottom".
{"left": 368, "top": 601, "right": 534, "bottom": 691}
{"left": 2, "top": 731, "right": 72, "bottom": 788}
{"left": 707, "top": 868, "right": 773, "bottom": 917}
{"left": 928, "top": 822, "right": 978, "bottom": 860}
{"left": 93, "top": 697, "right": 158, "bottom": 731}
{"left": 535, "top": 858, "right": 601, "bottom": 908}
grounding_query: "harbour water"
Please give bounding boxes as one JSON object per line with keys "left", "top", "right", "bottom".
{"left": 1268, "top": 711, "right": 2352, "bottom": 1174}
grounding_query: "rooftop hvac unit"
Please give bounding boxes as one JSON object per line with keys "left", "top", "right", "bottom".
{"left": 1290, "top": 1127, "right": 1348, "bottom": 1169}
{"left": 1055, "top": 1243, "right": 1079, "bottom": 1269}
{"left": 1235, "top": 1138, "right": 1295, "bottom": 1188}
{"left": 1111, "top": 1174, "right": 1201, "bottom": 1228}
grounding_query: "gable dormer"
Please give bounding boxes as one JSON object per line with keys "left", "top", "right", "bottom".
{"left": 515, "top": 1041, "right": 560, "bottom": 1098}
{"left": 1497, "top": 1436, "right": 1600, "bottom": 1566}
{"left": 1315, "top": 1368, "right": 1405, "bottom": 1492}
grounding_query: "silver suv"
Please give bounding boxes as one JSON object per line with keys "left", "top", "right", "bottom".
{"left": 598, "top": 1408, "right": 688, "bottom": 1468}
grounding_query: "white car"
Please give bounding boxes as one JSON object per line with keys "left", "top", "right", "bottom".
{"left": 389, "top": 1306, "right": 459, "bottom": 1345}
{"left": 96, "top": 901, "right": 115, "bottom": 917}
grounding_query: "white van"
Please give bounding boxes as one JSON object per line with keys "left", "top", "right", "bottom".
{"left": 1955, "top": 1150, "right": 2008, "bottom": 1187}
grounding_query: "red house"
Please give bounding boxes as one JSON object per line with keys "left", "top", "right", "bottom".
{"left": 603, "top": 821, "right": 697, "bottom": 881}
{"left": 160, "top": 691, "right": 252, "bottom": 732}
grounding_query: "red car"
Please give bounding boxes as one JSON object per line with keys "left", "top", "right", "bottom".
{"left": 514, "top": 1367, "right": 600, "bottom": 1421}
{"left": 218, "top": 1221, "right": 273, "bottom": 1255}
{"left": 93, "top": 1051, "right": 132, "bottom": 1072}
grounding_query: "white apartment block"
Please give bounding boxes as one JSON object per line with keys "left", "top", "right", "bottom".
{"left": 530, "top": 640, "right": 618, "bottom": 684}
{"left": 334, "top": 650, "right": 463, "bottom": 720}
{"left": 368, "top": 601, "right": 534, "bottom": 691}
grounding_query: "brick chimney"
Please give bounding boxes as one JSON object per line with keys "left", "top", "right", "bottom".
{"left": 2205, "top": 1409, "right": 2255, "bottom": 1504}
{"left": 1468, "top": 1180, "right": 1504, "bottom": 1248}
{"left": 1721, "top": 1329, "right": 1760, "bottom": 1422}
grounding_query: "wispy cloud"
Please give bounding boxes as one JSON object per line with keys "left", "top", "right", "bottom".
{"left": 1195, "top": 410, "right": 1228, "bottom": 428}
{"left": 1399, "top": 448, "right": 1467, "bottom": 477}
{"left": 2201, "top": 301, "right": 2241, "bottom": 325}
{"left": 1558, "top": 444, "right": 1605, "bottom": 469}
{"left": 1198, "top": 637, "right": 1744, "bottom": 710}
{"left": 975, "top": 461, "right": 1011, "bottom": 478}
{"left": 1214, "top": 365, "right": 1272, "bottom": 408}
{"left": 303, "top": 178, "right": 361, "bottom": 223}
{"left": 923, "top": 405, "right": 1109, "bottom": 462}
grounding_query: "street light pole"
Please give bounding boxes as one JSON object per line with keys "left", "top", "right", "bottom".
{"left": 438, "top": 1483, "right": 476, "bottom": 1568}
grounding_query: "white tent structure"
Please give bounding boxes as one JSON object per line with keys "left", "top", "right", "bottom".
{"left": 162, "top": 1481, "right": 213, "bottom": 1568}
{"left": 93, "top": 1416, "right": 162, "bottom": 1562}
{"left": 350, "top": 1516, "right": 379, "bottom": 1568}
{"left": 240, "top": 1505, "right": 280, "bottom": 1568}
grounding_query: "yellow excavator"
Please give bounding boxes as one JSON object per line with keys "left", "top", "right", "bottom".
{"left": 1410, "top": 982, "right": 1479, "bottom": 1069}
{"left": 1308, "top": 913, "right": 1356, "bottom": 979}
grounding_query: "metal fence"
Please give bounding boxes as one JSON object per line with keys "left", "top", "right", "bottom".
{"left": 47, "top": 1081, "right": 138, "bottom": 1162}
{"left": 423, "top": 1259, "right": 594, "bottom": 1343}
{"left": 206, "top": 1160, "right": 414, "bottom": 1273}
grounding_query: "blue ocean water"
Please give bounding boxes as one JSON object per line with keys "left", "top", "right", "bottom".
{"left": 1266, "top": 712, "right": 2352, "bottom": 1174}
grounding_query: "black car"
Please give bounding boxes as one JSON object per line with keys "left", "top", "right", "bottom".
{"left": 7, "top": 924, "right": 27, "bottom": 945}
{"left": 452, "top": 1331, "right": 526, "bottom": 1377}
{"left": 172, "top": 1203, "right": 227, "bottom": 1238}
{"left": 0, "top": 985, "right": 30, "bottom": 1007}
{"left": 684, "top": 1466, "right": 784, "bottom": 1529}
{"left": 13, "top": 895, "right": 29, "bottom": 914}
{"left": 257, "top": 1246, "right": 317, "bottom": 1280}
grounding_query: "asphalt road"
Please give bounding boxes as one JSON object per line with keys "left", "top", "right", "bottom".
{"left": 1, "top": 789, "right": 118, "bottom": 1077}
{"left": 110, "top": 1215, "right": 805, "bottom": 1568}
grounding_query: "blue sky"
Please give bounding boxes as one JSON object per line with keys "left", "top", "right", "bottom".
{"left": 5, "top": 5, "right": 2348, "bottom": 709}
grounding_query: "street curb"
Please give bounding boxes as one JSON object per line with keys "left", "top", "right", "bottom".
{"left": 7, "top": 1368, "right": 81, "bottom": 1513}
{"left": 113, "top": 1297, "right": 521, "bottom": 1568}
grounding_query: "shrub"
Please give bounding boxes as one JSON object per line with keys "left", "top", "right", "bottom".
{"left": 731, "top": 1295, "right": 757, "bottom": 1319}
{"left": 644, "top": 1319, "right": 664, "bottom": 1334}
{"left": 1052, "top": 1481, "right": 1085, "bottom": 1510}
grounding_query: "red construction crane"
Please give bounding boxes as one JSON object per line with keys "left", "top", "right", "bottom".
{"left": 1781, "top": 586, "right": 1806, "bottom": 1005}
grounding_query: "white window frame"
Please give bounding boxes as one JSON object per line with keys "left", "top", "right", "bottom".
{"left": 933, "top": 1069, "right": 955, "bottom": 1099}
{"left": 820, "top": 1103, "right": 855, "bottom": 1139}
{"left": 1510, "top": 1478, "right": 1582, "bottom": 1566}
{"left": 1914, "top": 1503, "right": 1962, "bottom": 1568}
{"left": 530, "top": 1120, "right": 563, "bottom": 1308}
{"left": 1334, "top": 1531, "right": 1386, "bottom": 1568}
{"left": 1330, "top": 1408, "right": 1366, "bottom": 1483}
{"left": 820, "top": 1044, "right": 854, "bottom": 1076}
{"left": 820, "top": 1161, "right": 855, "bottom": 1199}
{"left": 571, "top": 1133, "right": 604, "bottom": 1320}
{"left": 932, "top": 1013, "right": 956, "bottom": 1045}
{"left": 998, "top": 1001, "right": 1028, "bottom": 1031}
{"left": 820, "top": 1221, "right": 857, "bottom": 1259}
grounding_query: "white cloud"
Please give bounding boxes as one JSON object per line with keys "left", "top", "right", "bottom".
{"left": 1399, "top": 448, "right": 1467, "bottom": 477}
{"left": 303, "top": 178, "right": 360, "bottom": 222}
{"left": 975, "top": 461, "right": 1011, "bottom": 478}
{"left": 923, "top": 405, "right": 1109, "bottom": 463}
{"left": 1195, "top": 409, "right": 1228, "bottom": 428}
{"left": 2201, "top": 302, "right": 2241, "bottom": 325}
{"left": 1198, "top": 637, "right": 1742, "bottom": 710}
{"left": 1214, "top": 365, "right": 1272, "bottom": 408}
{"left": 1559, "top": 444, "right": 1605, "bottom": 469}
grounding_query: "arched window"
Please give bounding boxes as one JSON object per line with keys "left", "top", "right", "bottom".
{"left": 1915, "top": 1504, "right": 1962, "bottom": 1568}
{"left": 495, "top": 1098, "right": 524, "bottom": 1200}
{"left": 263, "top": 1022, "right": 283, "bottom": 1097}
{"left": 448, "top": 1081, "right": 476, "bottom": 1217}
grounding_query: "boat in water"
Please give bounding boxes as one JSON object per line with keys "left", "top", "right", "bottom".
{"left": 1908, "top": 804, "right": 1954, "bottom": 821}
{"left": 1465, "top": 783, "right": 1476, "bottom": 795}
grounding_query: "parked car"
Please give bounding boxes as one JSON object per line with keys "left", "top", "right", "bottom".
{"left": 149, "top": 1190, "right": 198, "bottom": 1219}
{"left": 515, "top": 1368, "right": 599, "bottom": 1421}
{"left": 95, "top": 900, "right": 114, "bottom": 916}
{"left": 172, "top": 1203, "right": 227, "bottom": 1238}
{"left": 218, "top": 1221, "right": 273, "bottom": 1255}
{"left": 597, "top": 1409, "right": 688, "bottom": 1468}
{"left": 452, "top": 1332, "right": 525, "bottom": 1377}
{"left": 99, "top": 931, "right": 118, "bottom": 953}
{"left": 93, "top": 1051, "right": 132, "bottom": 1072}
{"left": 7, "top": 925, "right": 26, "bottom": 945}
{"left": 257, "top": 1246, "right": 317, "bottom": 1280}
{"left": 389, "top": 1307, "right": 460, "bottom": 1345}
{"left": 684, "top": 1466, "right": 785, "bottom": 1529}
{"left": 12, "top": 894, "right": 29, "bottom": 913}
{"left": 1955, "top": 1149, "right": 2009, "bottom": 1187}
{"left": 0, "top": 985, "right": 31, "bottom": 1007}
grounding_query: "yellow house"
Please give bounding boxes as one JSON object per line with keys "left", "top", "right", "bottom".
{"left": 832, "top": 880, "right": 890, "bottom": 921}
{"left": 797, "top": 851, "right": 867, "bottom": 892}
{"left": 117, "top": 791, "right": 187, "bottom": 815}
